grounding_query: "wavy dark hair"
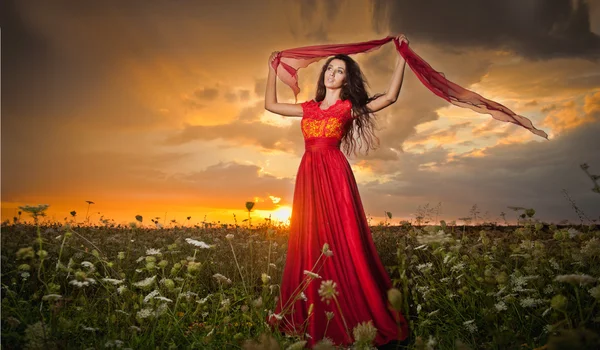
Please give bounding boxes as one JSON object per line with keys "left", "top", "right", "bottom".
{"left": 315, "top": 54, "right": 382, "bottom": 156}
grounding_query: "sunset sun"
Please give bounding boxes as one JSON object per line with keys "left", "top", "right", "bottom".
{"left": 270, "top": 205, "right": 292, "bottom": 222}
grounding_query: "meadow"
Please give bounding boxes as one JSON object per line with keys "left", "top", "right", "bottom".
{"left": 1, "top": 206, "right": 599, "bottom": 349}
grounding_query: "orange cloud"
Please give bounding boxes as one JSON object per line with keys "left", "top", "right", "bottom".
{"left": 542, "top": 93, "right": 600, "bottom": 135}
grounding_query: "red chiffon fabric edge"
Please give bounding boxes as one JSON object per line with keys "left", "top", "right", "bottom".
{"left": 271, "top": 36, "right": 548, "bottom": 139}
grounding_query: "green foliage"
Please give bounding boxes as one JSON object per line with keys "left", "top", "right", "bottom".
{"left": 1, "top": 220, "right": 599, "bottom": 349}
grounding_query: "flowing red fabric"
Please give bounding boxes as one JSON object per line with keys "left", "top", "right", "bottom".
{"left": 266, "top": 100, "right": 409, "bottom": 348}
{"left": 271, "top": 36, "right": 548, "bottom": 139}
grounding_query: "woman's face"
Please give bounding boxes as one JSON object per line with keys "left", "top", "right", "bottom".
{"left": 323, "top": 59, "right": 346, "bottom": 89}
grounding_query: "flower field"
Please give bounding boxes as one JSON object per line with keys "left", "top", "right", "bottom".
{"left": 1, "top": 215, "right": 599, "bottom": 349}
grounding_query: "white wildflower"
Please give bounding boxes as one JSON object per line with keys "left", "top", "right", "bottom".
{"left": 567, "top": 228, "right": 581, "bottom": 238}
{"left": 463, "top": 319, "right": 477, "bottom": 333}
{"left": 450, "top": 262, "right": 465, "bottom": 273}
{"left": 42, "top": 294, "right": 63, "bottom": 301}
{"left": 225, "top": 234, "right": 234, "bottom": 241}
{"left": 520, "top": 297, "right": 544, "bottom": 308}
{"left": 269, "top": 312, "right": 283, "bottom": 321}
{"left": 136, "top": 308, "right": 153, "bottom": 319}
{"left": 589, "top": 285, "right": 600, "bottom": 300}
{"left": 155, "top": 303, "right": 168, "bottom": 316}
{"left": 416, "top": 263, "right": 433, "bottom": 272}
{"left": 145, "top": 248, "right": 161, "bottom": 256}
{"left": 81, "top": 261, "right": 96, "bottom": 272}
{"left": 133, "top": 276, "right": 156, "bottom": 288}
{"left": 185, "top": 238, "right": 213, "bottom": 249}
{"left": 426, "top": 336, "right": 437, "bottom": 350}
{"left": 82, "top": 326, "right": 99, "bottom": 332}
{"left": 143, "top": 290, "right": 160, "bottom": 303}
{"left": 213, "top": 273, "right": 232, "bottom": 284}
{"left": 494, "top": 301, "right": 507, "bottom": 312}
{"left": 117, "top": 285, "right": 127, "bottom": 295}
{"left": 102, "top": 278, "right": 125, "bottom": 285}
{"left": 555, "top": 274, "right": 598, "bottom": 286}
{"left": 130, "top": 326, "right": 141, "bottom": 332}
{"left": 303, "top": 270, "right": 321, "bottom": 279}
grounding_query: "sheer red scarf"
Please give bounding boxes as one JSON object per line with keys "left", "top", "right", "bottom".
{"left": 271, "top": 36, "right": 548, "bottom": 139}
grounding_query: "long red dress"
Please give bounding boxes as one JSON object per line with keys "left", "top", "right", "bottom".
{"left": 267, "top": 99, "right": 409, "bottom": 348}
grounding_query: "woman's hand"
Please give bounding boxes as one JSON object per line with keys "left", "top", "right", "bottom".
{"left": 268, "top": 51, "right": 280, "bottom": 70}
{"left": 395, "top": 34, "right": 409, "bottom": 46}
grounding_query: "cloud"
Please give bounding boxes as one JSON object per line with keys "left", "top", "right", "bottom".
{"left": 357, "top": 115, "right": 600, "bottom": 224}
{"left": 371, "top": 0, "right": 600, "bottom": 59}
{"left": 163, "top": 101, "right": 305, "bottom": 153}
{"left": 194, "top": 87, "right": 219, "bottom": 100}
{"left": 542, "top": 92, "right": 600, "bottom": 133}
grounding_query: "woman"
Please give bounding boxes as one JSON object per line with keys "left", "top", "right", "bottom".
{"left": 264, "top": 35, "right": 410, "bottom": 348}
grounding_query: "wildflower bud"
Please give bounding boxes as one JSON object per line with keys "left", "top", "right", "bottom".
{"left": 233, "top": 333, "right": 244, "bottom": 341}
{"left": 158, "top": 260, "right": 168, "bottom": 268}
{"left": 145, "top": 256, "right": 156, "bottom": 263}
{"left": 91, "top": 249, "right": 100, "bottom": 258}
{"left": 37, "top": 250, "right": 48, "bottom": 259}
{"left": 496, "top": 271, "right": 508, "bottom": 285}
{"left": 261, "top": 273, "right": 271, "bottom": 285}
{"left": 308, "top": 303, "right": 314, "bottom": 316}
{"left": 75, "top": 271, "right": 87, "bottom": 281}
{"left": 18, "top": 264, "right": 31, "bottom": 271}
{"left": 117, "top": 252, "right": 126, "bottom": 260}
{"left": 171, "top": 263, "right": 182, "bottom": 275}
{"left": 551, "top": 294, "right": 567, "bottom": 311}
{"left": 589, "top": 286, "right": 600, "bottom": 300}
{"left": 16, "top": 247, "right": 35, "bottom": 260}
{"left": 145, "top": 262, "right": 156, "bottom": 270}
{"left": 187, "top": 262, "right": 202, "bottom": 274}
{"left": 241, "top": 305, "right": 249, "bottom": 313}
{"left": 387, "top": 288, "right": 403, "bottom": 311}
{"left": 162, "top": 279, "right": 175, "bottom": 290}
{"left": 225, "top": 234, "right": 234, "bottom": 241}
{"left": 326, "top": 311, "right": 334, "bottom": 320}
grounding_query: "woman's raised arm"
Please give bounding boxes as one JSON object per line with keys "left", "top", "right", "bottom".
{"left": 265, "top": 51, "right": 303, "bottom": 117}
{"left": 366, "top": 35, "right": 408, "bottom": 113}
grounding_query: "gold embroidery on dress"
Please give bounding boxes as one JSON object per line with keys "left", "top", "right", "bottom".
{"left": 302, "top": 118, "right": 344, "bottom": 138}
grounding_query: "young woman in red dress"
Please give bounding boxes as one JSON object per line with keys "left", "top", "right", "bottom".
{"left": 264, "top": 34, "right": 410, "bottom": 348}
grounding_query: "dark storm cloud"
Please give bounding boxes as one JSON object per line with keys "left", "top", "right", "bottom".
{"left": 371, "top": 0, "right": 600, "bottom": 58}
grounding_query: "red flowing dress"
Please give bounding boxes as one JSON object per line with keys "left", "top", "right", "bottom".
{"left": 267, "top": 99, "right": 409, "bottom": 348}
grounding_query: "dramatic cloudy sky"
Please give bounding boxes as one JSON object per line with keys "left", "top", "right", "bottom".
{"left": 2, "top": 0, "right": 600, "bottom": 225}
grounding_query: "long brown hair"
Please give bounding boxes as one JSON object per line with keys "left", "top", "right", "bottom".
{"left": 315, "top": 54, "right": 381, "bottom": 156}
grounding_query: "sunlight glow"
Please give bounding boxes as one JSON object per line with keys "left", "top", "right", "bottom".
{"left": 270, "top": 205, "right": 292, "bottom": 223}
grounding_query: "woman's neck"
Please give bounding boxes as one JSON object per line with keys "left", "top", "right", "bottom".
{"left": 322, "top": 89, "right": 342, "bottom": 104}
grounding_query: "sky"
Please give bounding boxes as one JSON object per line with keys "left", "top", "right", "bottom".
{"left": 2, "top": 0, "right": 600, "bottom": 226}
